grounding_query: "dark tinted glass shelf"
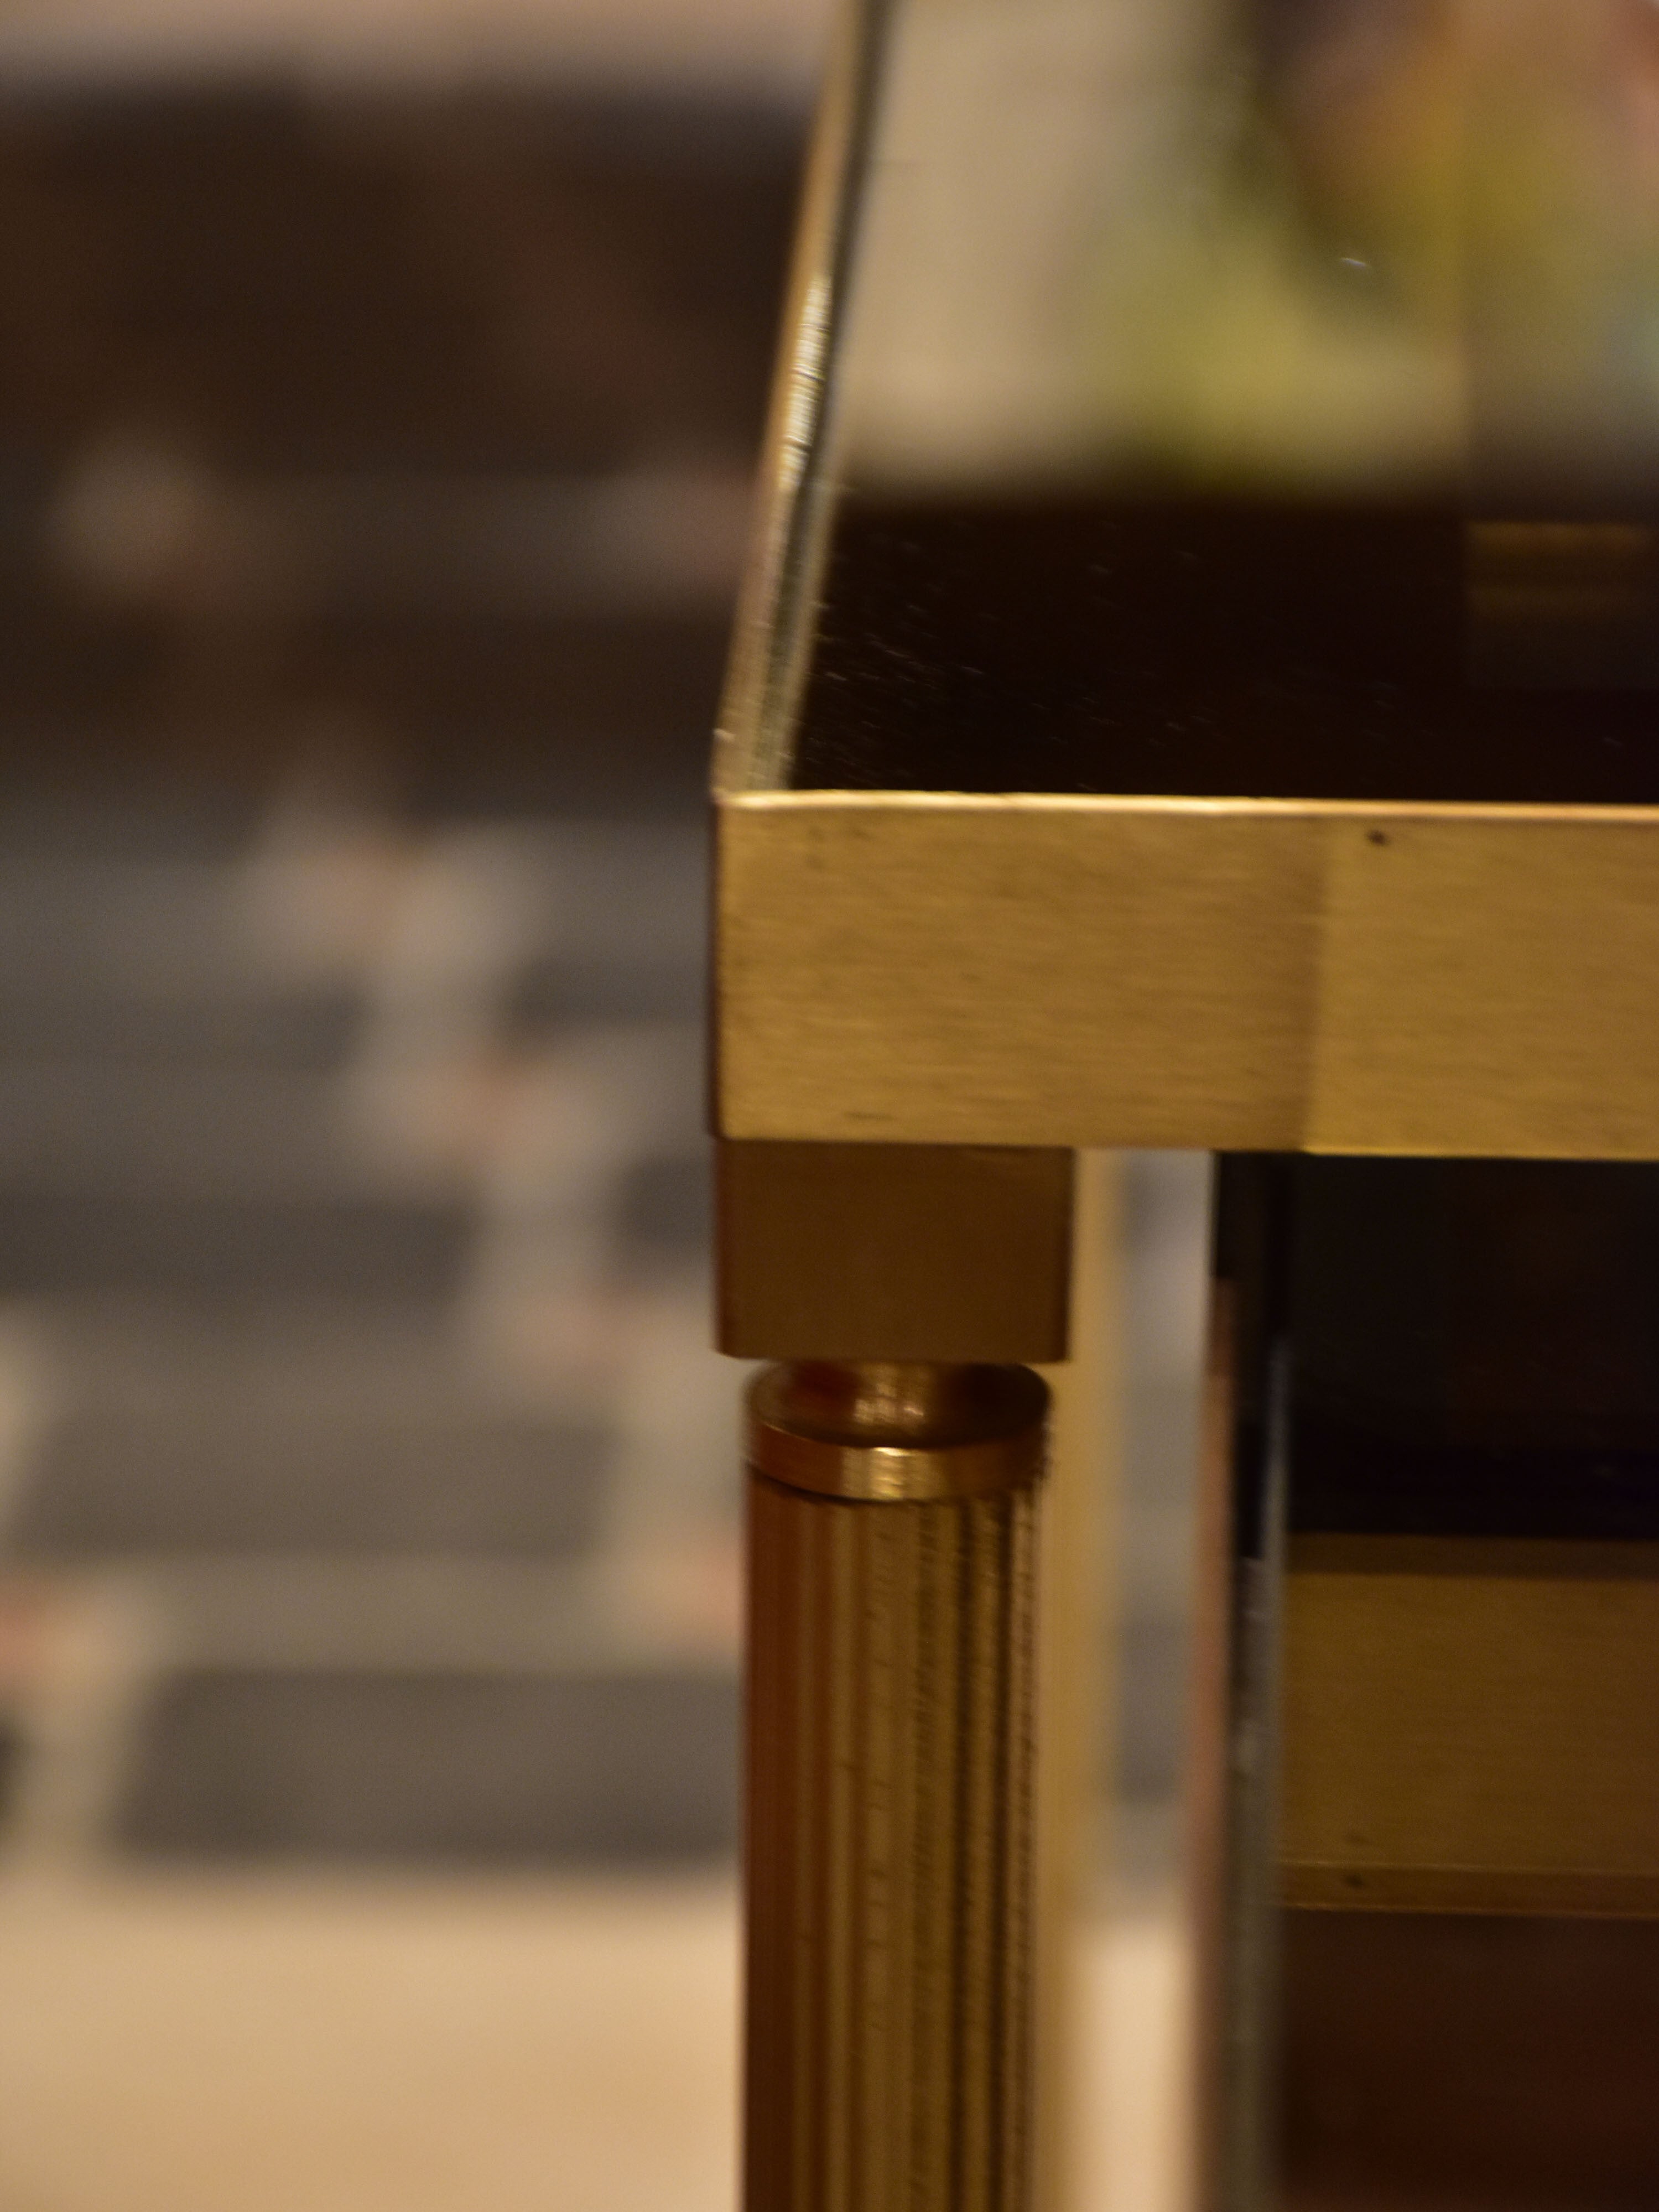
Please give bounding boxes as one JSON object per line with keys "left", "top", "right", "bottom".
{"left": 793, "top": 497, "right": 1659, "bottom": 804}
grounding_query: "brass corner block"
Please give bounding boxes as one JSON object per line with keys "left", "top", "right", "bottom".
{"left": 716, "top": 1139, "right": 1074, "bottom": 1362}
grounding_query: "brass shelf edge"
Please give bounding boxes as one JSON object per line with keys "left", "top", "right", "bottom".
{"left": 1284, "top": 1863, "right": 1659, "bottom": 1919}
{"left": 715, "top": 793, "right": 1659, "bottom": 1156}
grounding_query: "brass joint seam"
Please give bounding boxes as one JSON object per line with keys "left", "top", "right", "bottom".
{"left": 747, "top": 1360, "right": 1049, "bottom": 1501}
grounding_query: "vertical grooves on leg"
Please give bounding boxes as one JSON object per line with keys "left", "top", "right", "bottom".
{"left": 746, "top": 1475, "right": 1038, "bottom": 2212}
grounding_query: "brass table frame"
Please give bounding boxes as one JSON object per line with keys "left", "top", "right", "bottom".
{"left": 714, "top": 0, "right": 1659, "bottom": 1172}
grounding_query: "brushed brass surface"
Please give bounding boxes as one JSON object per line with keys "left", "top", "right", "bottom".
{"left": 1281, "top": 1536, "right": 1659, "bottom": 1916}
{"left": 1309, "top": 813, "right": 1659, "bottom": 1157}
{"left": 745, "top": 1361, "right": 1044, "bottom": 2212}
{"left": 716, "top": 1141, "right": 1073, "bottom": 1361}
{"left": 716, "top": 790, "right": 1659, "bottom": 1158}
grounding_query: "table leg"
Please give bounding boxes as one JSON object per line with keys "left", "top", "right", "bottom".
{"left": 716, "top": 1142, "right": 1076, "bottom": 2212}
{"left": 744, "top": 1359, "right": 1049, "bottom": 2212}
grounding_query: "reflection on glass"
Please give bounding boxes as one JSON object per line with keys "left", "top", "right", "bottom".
{"left": 807, "top": 0, "right": 1659, "bottom": 792}
{"left": 841, "top": 0, "right": 1659, "bottom": 497}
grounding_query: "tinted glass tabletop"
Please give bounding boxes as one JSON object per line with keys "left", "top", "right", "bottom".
{"left": 787, "top": 0, "right": 1659, "bottom": 804}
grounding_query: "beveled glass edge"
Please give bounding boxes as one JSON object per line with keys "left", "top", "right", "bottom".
{"left": 712, "top": 0, "right": 893, "bottom": 800}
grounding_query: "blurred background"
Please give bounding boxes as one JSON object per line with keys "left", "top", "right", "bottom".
{"left": 0, "top": 0, "right": 1209, "bottom": 2205}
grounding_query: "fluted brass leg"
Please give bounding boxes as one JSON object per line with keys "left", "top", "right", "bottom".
{"left": 744, "top": 1360, "right": 1049, "bottom": 2212}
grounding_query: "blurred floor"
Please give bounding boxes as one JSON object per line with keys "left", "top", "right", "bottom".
{"left": 0, "top": 1871, "right": 743, "bottom": 2212}
{"left": 0, "top": 1870, "right": 1189, "bottom": 2212}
